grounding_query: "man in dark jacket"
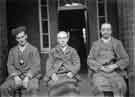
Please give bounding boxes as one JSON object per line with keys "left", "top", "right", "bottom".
{"left": 44, "top": 31, "right": 80, "bottom": 96}
{"left": 0, "top": 26, "right": 41, "bottom": 97}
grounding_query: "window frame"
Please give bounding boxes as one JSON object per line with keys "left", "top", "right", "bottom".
{"left": 38, "top": 0, "right": 51, "bottom": 53}
{"left": 96, "top": 0, "right": 108, "bottom": 38}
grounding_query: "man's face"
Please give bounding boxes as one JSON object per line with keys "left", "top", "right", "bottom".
{"left": 101, "top": 24, "right": 112, "bottom": 39}
{"left": 16, "top": 31, "right": 27, "bottom": 46}
{"left": 57, "top": 32, "right": 69, "bottom": 47}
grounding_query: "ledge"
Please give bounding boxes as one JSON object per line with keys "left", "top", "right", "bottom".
{"left": 58, "top": 5, "right": 87, "bottom": 11}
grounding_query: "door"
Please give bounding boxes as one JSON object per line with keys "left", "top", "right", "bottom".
{"left": 58, "top": 8, "right": 89, "bottom": 73}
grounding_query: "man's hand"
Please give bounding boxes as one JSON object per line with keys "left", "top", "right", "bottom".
{"left": 67, "top": 72, "right": 74, "bottom": 78}
{"left": 106, "top": 64, "right": 118, "bottom": 70}
{"left": 14, "top": 76, "right": 22, "bottom": 86}
{"left": 100, "top": 66, "right": 114, "bottom": 73}
{"left": 23, "top": 76, "right": 30, "bottom": 88}
{"left": 51, "top": 73, "right": 58, "bottom": 81}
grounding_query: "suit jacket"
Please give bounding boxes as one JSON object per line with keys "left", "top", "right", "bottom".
{"left": 7, "top": 42, "right": 41, "bottom": 79}
{"left": 46, "top": 45, "right": 80, "bottom": 79}
{"left": 87, "top": 37, "right": 129, "bottom": 77}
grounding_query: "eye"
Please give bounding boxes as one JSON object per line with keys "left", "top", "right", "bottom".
{"left": 17, "top": 35, "right": 25, "bottom": 39}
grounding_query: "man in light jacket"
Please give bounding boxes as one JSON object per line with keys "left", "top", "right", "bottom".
{"left": 87, "top": 23, "right": 129, "bottom": 97}
{"left": 0, "top": 26, "right": 41, "bottom": 97}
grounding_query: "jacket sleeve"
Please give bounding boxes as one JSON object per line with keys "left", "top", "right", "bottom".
{"left": 7, "top": 49, "right": 21, "bottom": 77}
{"left": 68, "top": 48, "right": 80, "bottom": 75}
{"left": 27, "top": 48, "right": 41, "bottom": 78}
{"left": 45, "top": 52, "right": 55, "bottom": 78}
{"left": 87, "top": 43, "right": 101, "bottom": 71}
{"left": 115, "top": 41, "right": 129, "bottom": 70}
{"left": 45, "top": 49, "right": 61, "bottom": 78}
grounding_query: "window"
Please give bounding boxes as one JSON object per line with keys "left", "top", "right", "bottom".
{"left": 39, "top": 0, "right": 50, "bottom": 52}
{"left": 97, "top": 0, "right": 108, "bottom": 36}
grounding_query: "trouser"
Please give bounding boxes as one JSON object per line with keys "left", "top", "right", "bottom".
{"left": 0, "top": 77, "right": 39, "bottom": 97}
{"left": 48, "top": 74, "right": 80, "bottom": 96}
{"left": 92, "top": 72, "right": 126, "bottom": 97}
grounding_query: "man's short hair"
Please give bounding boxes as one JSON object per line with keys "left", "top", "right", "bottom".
{"left": 12, "top": 26, "right": 26, "bottom": 37}
{"left": 57, "top": 31, "right": 69, "bottom": 37}
{"left": 101, "top": 22, "right": 112, "bottom": 29}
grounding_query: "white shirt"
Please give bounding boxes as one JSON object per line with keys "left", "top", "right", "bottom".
{"left": 18, "top": 43, "right": 28, "bottom": 53}
{"left": 62, "top": 46, "right": 68, "bottom": 52}
{"left": 101, "top": 37, "right": 112, "bottom": 43}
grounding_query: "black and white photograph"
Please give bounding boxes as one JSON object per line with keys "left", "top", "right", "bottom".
{"left": 0, "top": 0, "right": 133, "bottom": 97}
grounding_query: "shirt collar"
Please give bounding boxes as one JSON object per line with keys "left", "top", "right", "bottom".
{"left": 101, "top": 37, "right": 112, "bottom": 43}
{"left": 60, "top": 45, "right": 68, "bottom": 52}
{"left": 18, "top": 42, "right": 28, "bottom": 52}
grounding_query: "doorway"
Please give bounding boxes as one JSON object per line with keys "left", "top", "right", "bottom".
{"left": 58, "top": 9, "right": 89, "bottom": 73}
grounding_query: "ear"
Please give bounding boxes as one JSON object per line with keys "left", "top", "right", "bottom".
{"left": 25, "top": 34, "right": 28, "bottom": 39}
{"left": 67, "top": 32, "right": 70, "bottom": 39}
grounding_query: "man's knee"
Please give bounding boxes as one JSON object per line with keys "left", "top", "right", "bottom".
{"left": 0, "top": 84, "right": 7, "bottom": 94}
{"left": 0, "top": 78, "right": 16, "bottom": 93}
{"left": 0, "top": 81, "right": 9, "bottom": 91}
{"left": 28, "top": 78, "right": 39, "bottom": 90}
{"left": 0, "top": 81, "right": 13, "bottom": 96}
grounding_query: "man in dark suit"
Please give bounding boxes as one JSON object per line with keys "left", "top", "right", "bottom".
{"left": 44, "top": 31, "right": 80, "bottom": 96}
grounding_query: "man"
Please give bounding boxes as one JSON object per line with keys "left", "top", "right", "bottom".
{"left": 44, "top": 31, "right": 80, "bottom": 96}
{"left": 0, "top": 26, "right": 41, "bottom": 97}
{"left": 87, "top": 23, "right": 129, "bottom": 97}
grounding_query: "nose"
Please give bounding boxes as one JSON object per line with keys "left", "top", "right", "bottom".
{"left": 60, "top": 41, "right": 65, "bottom": 43}
{"left": 19, "top": 38, "right": 23, "bottom": 42}
{"left": 60, "top": 39, "right": 65, "bottom": 42}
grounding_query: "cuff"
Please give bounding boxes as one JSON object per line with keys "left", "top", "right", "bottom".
{"left": 10, "top": 72, "right": 18, "bottom": 77}
{"left": 67, "top": 72, "right": 74, "bottom": 78}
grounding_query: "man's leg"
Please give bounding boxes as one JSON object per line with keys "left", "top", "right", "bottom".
{"left": 93, "top": 73, "right": 113, "bottom": 97}
{"left": 111, "top": 75, "right": 127, "bottom": 97}
{"left": 0, "top": 78, "right": 16, "bottom": 97}
{"left": 27, "top": 78, "right": 39, "bottom": 97}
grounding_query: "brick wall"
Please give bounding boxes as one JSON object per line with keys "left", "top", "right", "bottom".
{"left": 117, "top": 0, "right": 134, "bottom": 96}
{"left": 7, "top": 0, "right": 40, "bottom": 49}
{"left": 0, "top": 0, "right": 8, "bottom": 84}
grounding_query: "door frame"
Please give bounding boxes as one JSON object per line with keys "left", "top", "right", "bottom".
{"left": 57, "top": 6, "right": 90, "bottom": 56}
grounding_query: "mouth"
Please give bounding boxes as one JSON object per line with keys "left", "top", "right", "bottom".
{"left": 20, "top": 41, "right": 24, "bottom": 44}
{"left": 103, "top": 33, "right": 110, "bottom": 36}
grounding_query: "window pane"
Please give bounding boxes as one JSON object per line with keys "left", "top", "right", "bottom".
{"left": 41, "top": 6, "right": 48, "bottom": 19}
{"left": 41, "top": 0, "right": 47, "bottom": 5}
{"left": 43, "top": 35, "right": 49, "bottom": 48}
{"left": 98, "top": 3, "right": 105, "bottom": 16}
{"left": 42, "top": 21, "right": 48, "bottom": 33}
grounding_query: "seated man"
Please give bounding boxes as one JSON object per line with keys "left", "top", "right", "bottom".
{"left": 44, "top": 31, "right": 80, "bottom": 96}
{"left": 0, "top": 26, "right": 41, "bottom": 97}
{"left": 87, "top": 23, "right": 129, "bottom": 97}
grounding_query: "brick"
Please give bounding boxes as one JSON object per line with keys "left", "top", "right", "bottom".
{"left": 0, "top": 0, "right": 8, "bottom": 84}
{"left": 117, "top": 0, "right": 135, "bottom": 96}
